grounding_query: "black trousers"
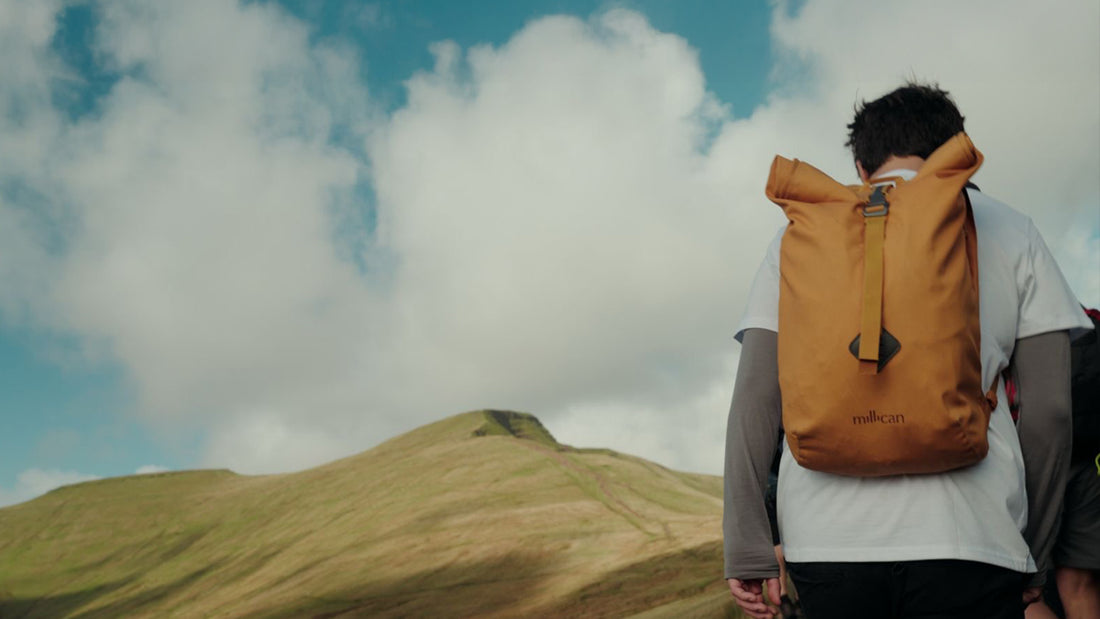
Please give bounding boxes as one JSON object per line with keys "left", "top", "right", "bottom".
{"left": 786, "top": 560, "right": 1028, "bottom": 619}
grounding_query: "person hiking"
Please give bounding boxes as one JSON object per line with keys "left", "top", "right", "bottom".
{"left": 723, "top": 82, "right": 1093, "bottom": 619}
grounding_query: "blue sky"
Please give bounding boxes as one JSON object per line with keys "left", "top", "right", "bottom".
{"left": 1, "top": 0, "right": 1097, "bottom": 507}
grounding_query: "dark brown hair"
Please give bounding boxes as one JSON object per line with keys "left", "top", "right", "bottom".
{"left": 846, "top": 82, "right": 966, "bottom": 175}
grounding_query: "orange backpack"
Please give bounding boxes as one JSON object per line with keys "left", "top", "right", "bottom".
{"left": 766, "top": 132, "right": 997, "bottom": 476}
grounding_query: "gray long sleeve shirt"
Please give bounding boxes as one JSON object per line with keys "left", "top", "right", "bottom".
{"left": 723, "top": 328, "right": 1072, "bottom": 585}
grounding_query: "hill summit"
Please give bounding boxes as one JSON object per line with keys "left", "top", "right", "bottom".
{"left": 0, "top": 410, "right": 732, "bottom": 618}
{"left": 470, "top": 409, "right": 559, "bottom": 447}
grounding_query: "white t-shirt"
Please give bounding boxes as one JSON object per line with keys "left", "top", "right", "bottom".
{"left": 736, "top": 171, "right": 1091, "bottom": 571}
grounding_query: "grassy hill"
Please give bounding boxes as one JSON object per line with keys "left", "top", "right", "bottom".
{"left": 0, "top": 410, "right": 739, "bottom": 618}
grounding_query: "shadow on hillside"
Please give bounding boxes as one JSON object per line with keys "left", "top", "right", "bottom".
{"left": 0, "top": 544, "right": 736, "bottom": 618}
{"left": 0, "top": 580, "right": 131, "bottom": 619}
{"left": 542, "top": 540, "right": 739, "bottom": 618}
{"left": 265, "top": 551, "right": 555, "bottom": 619}
{"left": 0, "top": 564, "right": 222, "bottom": 619}
{"left": 266, "top": 543, "right": 738, "bottom": 619}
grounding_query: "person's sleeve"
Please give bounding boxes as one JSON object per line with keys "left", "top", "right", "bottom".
{"left": 1018, "top": 221, "right": 1093, "bottom": 339}
{"left": 734, "top": 228, "right": 783, "bottom": 342}
{"left": 1013, "top": 330, "right": 1073, "bottom": 588}
{"left": 723, "top": 328, "right": 783, "bottom": 580}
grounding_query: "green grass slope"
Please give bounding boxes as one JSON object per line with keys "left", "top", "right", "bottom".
{"left": 0, "top": 410, "right": 739, "bottom": 618}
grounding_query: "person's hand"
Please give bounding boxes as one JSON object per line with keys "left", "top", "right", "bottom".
{"left": 728, "top": 577, "right": 781, "bottom": 619}
{"left": 1022, "top": 586, "right": 1043, "bottom": 606}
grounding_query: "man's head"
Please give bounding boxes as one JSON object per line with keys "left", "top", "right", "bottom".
{"left": 846, "top": 82, "right": 966, "bottom": 178}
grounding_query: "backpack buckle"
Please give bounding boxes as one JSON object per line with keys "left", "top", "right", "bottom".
{"left": 863, "top": 185, "right": 890, "bottom": 217}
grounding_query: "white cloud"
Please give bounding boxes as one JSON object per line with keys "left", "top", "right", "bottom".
{"left": 0, "top": 469, "right": 101, "bottom": 508}
{"left": 553, "top": 354, "right": 740, "bottom": 475}
{"left": 0, "top": 0, "right": 1096, "bottom": 479}
{"left": 368, "top": 9, "right": 748, "bottom": 427}
{"left": 134, "top": 465, "right": 170, "bottom": 475}
{"left": 201, "top": 411, "right": 362, "bottom": 474}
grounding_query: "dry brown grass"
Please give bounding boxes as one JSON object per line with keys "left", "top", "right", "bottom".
{"left": 0, "top": 410, "right": 742, "bottom": 618}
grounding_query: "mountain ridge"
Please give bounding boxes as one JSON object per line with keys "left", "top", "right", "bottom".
{"left": 0, "top": 410, "right": 735, "bottom": 618}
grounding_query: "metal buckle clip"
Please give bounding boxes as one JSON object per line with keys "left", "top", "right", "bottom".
{"left": 863, "top": 185, "right": 889, "bottom": 217}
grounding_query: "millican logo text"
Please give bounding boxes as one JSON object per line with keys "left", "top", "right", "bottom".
{"left": 852, "top": 409, "right": 906, "bottom": 425}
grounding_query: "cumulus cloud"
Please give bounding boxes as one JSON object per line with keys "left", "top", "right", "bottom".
{"left": 2, "top": 0, "right": 382, "bottom": 466}
{"left": 52, "top": 0, "right": 375, "bottom": 425}
{"left": 1, "top": 0, "right": 1096, "bottom": 479}
{"left": 368, "top": 10, "right": 747, "bottom": 428}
